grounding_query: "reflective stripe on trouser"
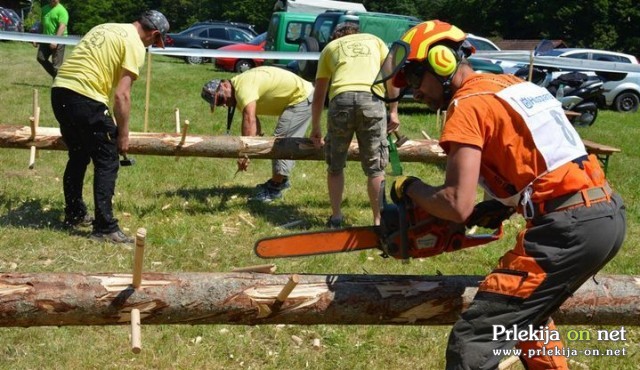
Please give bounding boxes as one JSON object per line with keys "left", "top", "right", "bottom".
{"left": 324, "top": 91, "right": 388, "bottom": 177}
{"left": 272, "top": 93, "right": 312, "bottom": 177}
{"left": 445, "top": 193, "right": 626, "bottom": 370}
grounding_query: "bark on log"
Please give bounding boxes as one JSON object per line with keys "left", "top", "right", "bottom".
{"left": 0, "top": 272, "right": 638, "bottom": 327}
{"left": 0, "top": 124, "right": 446, "bottom": 163}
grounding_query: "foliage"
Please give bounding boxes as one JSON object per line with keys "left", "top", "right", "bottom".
{"left": 0, "top": 41, "right": 639, "bottom": 369}
{"left": 23, "top": 0, "right": 640, "bottom": 55}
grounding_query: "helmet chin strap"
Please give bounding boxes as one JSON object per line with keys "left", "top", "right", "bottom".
{"left": 435, "top": 63, "right": 460, "bottom": 107}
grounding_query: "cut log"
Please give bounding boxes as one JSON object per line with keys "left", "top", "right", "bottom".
{"left": 0, "top": 273, "right": 638, "bottom": 327}
{"left": 0, "top": 124, "right": 447, "bottom": 163}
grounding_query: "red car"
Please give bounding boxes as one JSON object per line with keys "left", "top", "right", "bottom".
{"left": 214, "top": 32, "right": 266, "bottom": 73}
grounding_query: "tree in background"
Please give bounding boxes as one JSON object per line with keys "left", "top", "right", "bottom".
{"left": 25, "top": 0, "right": 639, "bottom": 57}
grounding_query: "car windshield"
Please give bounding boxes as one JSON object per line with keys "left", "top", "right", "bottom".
{"left": 468, "top": 38, "right": 499, "bottom": 51}
{"left": 249, "top": 32, "right": 267, "bottom": 45}
{"left": 540, "top": 49, "right": 566, "bottom": 57}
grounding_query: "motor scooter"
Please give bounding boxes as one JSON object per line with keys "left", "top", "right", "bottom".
{"left": 515, "top": 67, "right": 604, "bottom": 126}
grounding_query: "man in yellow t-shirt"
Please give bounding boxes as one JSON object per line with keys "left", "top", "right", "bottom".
{"left": 309, "top": 23, "right": 400, "bottom": 228}
{"left": 201, "top": 66, "right": 314, "bottom": 202}
{"left": 51, "top": 10, "right": 169, "bottom": 244}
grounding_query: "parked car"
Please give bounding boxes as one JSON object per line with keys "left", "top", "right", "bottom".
{"left": 0, "top": 7, "right": 23, "bottom": 32}
{"left": 164, "top": 23, "right": 258, "bottom": 65}
{"left": 466, "top": 33, "right": 500, "bottom": 51}
{"left": 190, "top": 20, "right": 257, "bottom": 36}
{"left": 214, "top": 32, "right": 267, "bottom": 73}
{"left": 539, "top": 48, "right": 640, "bottom": 112}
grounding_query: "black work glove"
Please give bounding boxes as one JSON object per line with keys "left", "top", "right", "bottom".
{"left": 466, "top": 199, "right": 516, "bottom": 229}
{"left": 390, "top": 176, "right": 421, "bottom": 204}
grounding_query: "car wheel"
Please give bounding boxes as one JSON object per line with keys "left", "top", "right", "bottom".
{"left": 298, "top": 37, "right": 320, "bottom": 81}
{"left": 235, "top": 60, "right": 254, "bottom": 73}
{"left": 185, "top": 55, "right": 204, "bottom": 65}
{"left": 613, "top": 91, "right": 639, "bottom": 113}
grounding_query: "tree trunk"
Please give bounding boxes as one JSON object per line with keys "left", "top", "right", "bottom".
{"left": 0, "top": 272, "right": 637, "bottom": 327}
{"left": 0, "top": 124, "right": 447, "bottom": 163}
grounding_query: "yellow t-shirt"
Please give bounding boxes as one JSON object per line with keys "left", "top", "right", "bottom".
{"left": 230, "top": 66, "right": 314, "bottom": 116}
{"left": 316, "top": 33, "right": 388, "bottom": 100}
{"left": 53, "top": 23, "right": 146, "bottom": 105}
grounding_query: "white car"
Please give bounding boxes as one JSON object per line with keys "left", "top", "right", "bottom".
{"left": 539, "top": 48, "right": 640, "bottom": 112}
{"left": 466, "top": 34, "right": 500, "bottom": 51}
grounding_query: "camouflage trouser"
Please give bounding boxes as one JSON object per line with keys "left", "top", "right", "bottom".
{"left": 324, "top": 91, "right": 388, "bottom": 177}
{"left": 273, "top": 92, "right": 313, "bottom": 177}
{"left": 37, "top": 43, "right": 65, "bottom": 78}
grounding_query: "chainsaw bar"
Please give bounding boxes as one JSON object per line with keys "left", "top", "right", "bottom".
{"left": 254, "top": 226, "right": 381, "bottom": 258}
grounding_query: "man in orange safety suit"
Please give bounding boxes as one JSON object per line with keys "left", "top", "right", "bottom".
{"left": 373, "top": 20, "right": 626, "bottom": 369}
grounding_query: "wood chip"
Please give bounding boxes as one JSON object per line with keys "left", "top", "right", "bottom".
{"left": 232, "top": 264, "right": 277, "bottom": 274}
{"left": 238, "top": 214, "right": 255, "bottom": 228}
{"left": 291, "top": 335, "right": 303, "bottom": 346}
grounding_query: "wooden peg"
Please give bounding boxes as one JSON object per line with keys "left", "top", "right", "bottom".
{"left": 175, "top": 108, "right": 181, "bottom": 134}
{"left": 421, "top": 130, "right": 431, "bottom": 140}
{"left": 175, "top": 120, "right": 189, "bottom": 161}
{"left": 130, "top": 308, "right": 142, "bottom": 354}
{"left": 179, "top": 120, "right": 189, "bottom": 146}
{"left": 132, "top": 228, "right": 147, "bottom": 289}
{"left": 143, "top": 51, "right": 152, "bottom": 133}
{"left": 271, "top": 274, "right": 299, "bottom": 312}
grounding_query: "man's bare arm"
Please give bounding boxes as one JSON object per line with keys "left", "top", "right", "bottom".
{"left": 406, "top": 143, "right": 481, "bottom": 222}
{"left": 113, "top": 70, "right": 136, "bottom": 153}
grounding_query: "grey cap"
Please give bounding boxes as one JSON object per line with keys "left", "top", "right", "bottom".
{"left": 201, "top": 79, "right": 222, "bottom": 112}
{"left": 139, "top": 10, "right": 170, "bottom": 47}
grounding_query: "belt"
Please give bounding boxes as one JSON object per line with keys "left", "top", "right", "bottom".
{"left": 537, "top": 184, "right": 612, "bottom": 216}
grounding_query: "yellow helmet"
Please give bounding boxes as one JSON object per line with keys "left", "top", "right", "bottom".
{"left": 372, "top": 20, "right": 467, "bottom": 103}
{"left": 401, "top": 20, "right": 466, "bottom": 65}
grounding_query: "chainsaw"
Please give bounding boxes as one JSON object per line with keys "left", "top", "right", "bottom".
{"left": 254, "top": 193, "right": 503, "bottom": 261}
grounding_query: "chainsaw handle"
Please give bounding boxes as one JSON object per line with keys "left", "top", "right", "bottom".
{"left": 452, "top": 225, "right": 503, "bottom": 251}
{"left": 397, "top": 201, "right": 410, "bottom": 262}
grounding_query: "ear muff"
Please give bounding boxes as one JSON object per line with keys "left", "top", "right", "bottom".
{"left": 427, "top": 45, "right": 458, "bottom": 76}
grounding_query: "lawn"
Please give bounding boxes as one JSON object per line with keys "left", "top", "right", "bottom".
{"left": 0, "top": 41, "right": 638, "bottom": 369}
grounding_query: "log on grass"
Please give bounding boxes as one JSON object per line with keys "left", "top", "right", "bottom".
{"left": 0, "top": 124, "right": 447, "bottom": 163}
{"left": 0, "top": 272, "right": 638, "bottom": 327}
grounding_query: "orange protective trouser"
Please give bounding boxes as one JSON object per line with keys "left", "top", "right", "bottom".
{"left": 445, "top": 193, "right": 626, "bottom": 370}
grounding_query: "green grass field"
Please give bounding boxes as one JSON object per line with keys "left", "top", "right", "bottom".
{"left": 0, "top": 41, "right": 638, "bottom": 369}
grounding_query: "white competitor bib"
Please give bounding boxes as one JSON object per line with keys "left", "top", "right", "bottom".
{"left": 495, "top": 82, "right": 587, "bottom": 171}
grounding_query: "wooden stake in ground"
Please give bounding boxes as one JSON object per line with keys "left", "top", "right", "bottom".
{"left": 528, "top": 50, "right": 535, "bottom": 82}
{"left": 143, "top": 51, "right": 152, "bottom": 132}
{"left": 28, "top": 89, "right": 40, "bottom": 170}
{"left": 175, "top": 108, "right": 180, "bottom": 134}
